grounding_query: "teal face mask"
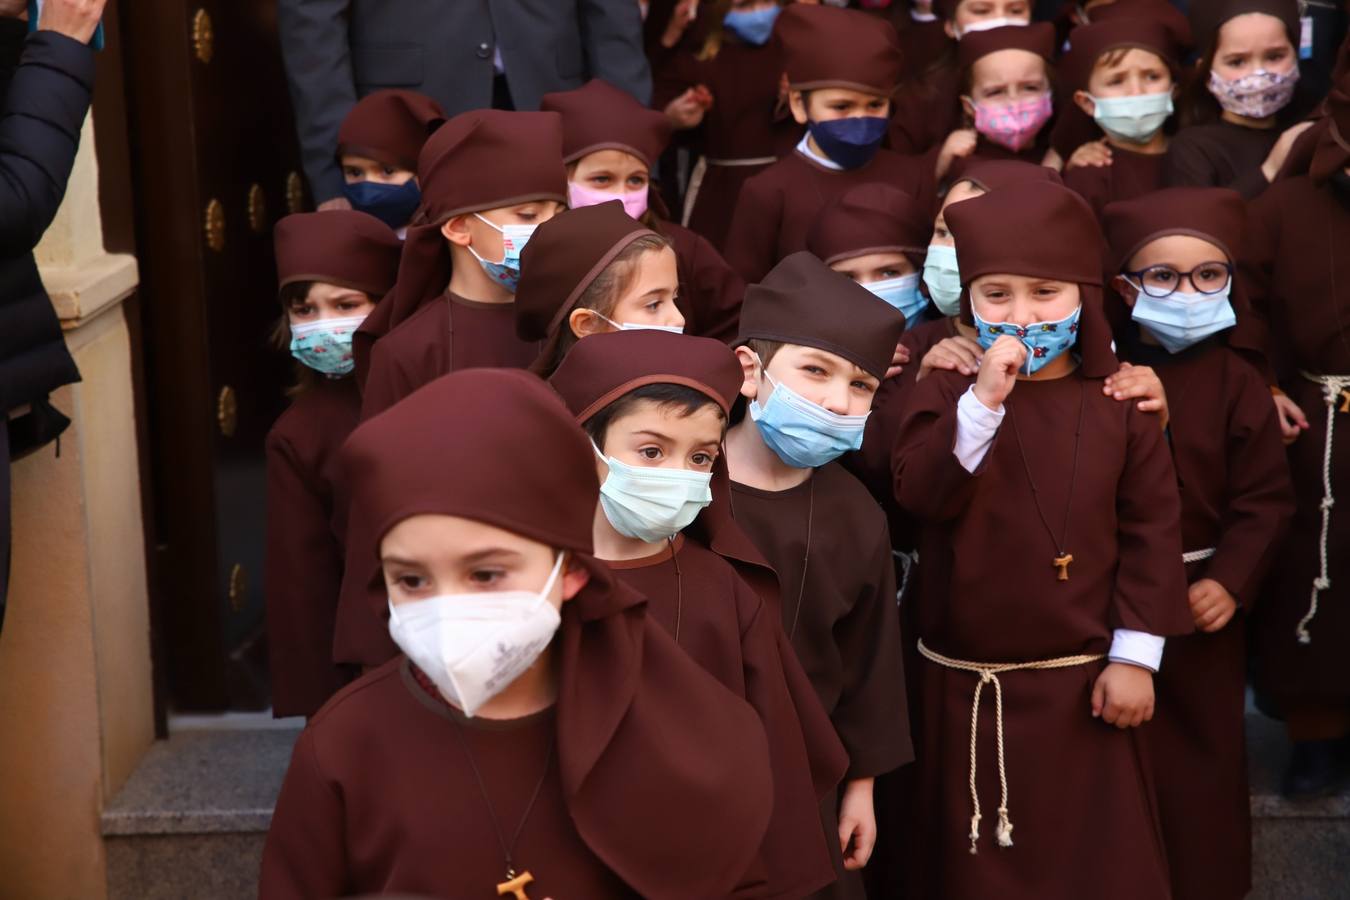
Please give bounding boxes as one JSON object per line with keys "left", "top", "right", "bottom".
{"left": 593, "top": 443, "right": 713, "bottom": 543}
{"left": 289, "top": 315, "right": 365, "bottom": 376}
{"left": 972, "top": 305, "right": 1082, "bottom": 375}
{"left": 1089, "top": 91, "right": 1173, "bottom": 144}
{"left": 922, "top": 244, "right": 963, "bottom": 317}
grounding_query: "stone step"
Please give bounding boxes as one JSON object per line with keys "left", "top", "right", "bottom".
{"left": 102, "top": 713, "right": 1349, "bottom": 899}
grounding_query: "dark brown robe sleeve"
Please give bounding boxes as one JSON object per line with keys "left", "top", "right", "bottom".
{"left": 675, "top": 224, "right": 745, "bottom": 342}
{"left": 259, "top": 729, "right": 348, "bottom": 899}
{"left": 1112, "top": 403, "right": 1193, "bottom": 636}
{"left": 1205, "top": 359, "right": 1296, "bottom": 606}
{"left": 723, "top": 169, "right": 785, "bottom": 284}
{"left": 1164, "top": 130, "right": 1270, "bottom": 200}
{"left": 1062, "top": 161, "right": 1111, "bottom": 220}
{"left": 830, "top": 520, "right": 912, "bottom": 777}
{"left": 359, "top": 330, "right": 435, "bottom": 421}
{"left": 264, "top": 430, "right": 347, "bottom": 718}
{"left": 1236, "top": 191, "right": 1285, "bottom": 384}
{"left": 892, "top": 372, "right": 990, "bottom": 523}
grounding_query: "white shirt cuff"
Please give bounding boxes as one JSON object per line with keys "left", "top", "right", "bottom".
{"left": 1109, "top": 630, "right": 1165, "bottom": 672}
{"left": 954, "top": 386, "right": 1004, "bottom": 474}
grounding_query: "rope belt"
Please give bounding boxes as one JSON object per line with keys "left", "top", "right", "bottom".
{"left": 680, "top": 156, "right": 779, "bottom": 226}
{"left": 1182, "top": 547, "right": 1216, "bottom": 564}
{"left": 704, "top": 155, "right": 779, "bottom": 166}
{"left": 1295, "top": 372, "right": 1350, "bottom": 644}
{"left": 917, "top": 639, "right": 1105, "bottom": 855}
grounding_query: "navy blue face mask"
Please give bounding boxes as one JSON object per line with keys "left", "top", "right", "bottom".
{"left": 807, "top": 116, "right": 889, "bottom": 169}
{"left": 342, "top": 179, "right": 421, "bottom": 230}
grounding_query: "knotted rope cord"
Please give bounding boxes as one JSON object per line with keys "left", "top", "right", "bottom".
{"left": 1295, "top": 372, "right": 1350, "bottom": 644}
{"left": 917, "top": 639, "right": 1105, "bottom": 855}
{"left": 1181, "top": 548, "right": 1216, "bottom": 564}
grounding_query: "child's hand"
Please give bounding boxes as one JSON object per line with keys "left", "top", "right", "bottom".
{"left": 664, "top": 87, "right": 709, "bottom": 129}
{"left": 885, "top": 341, "right": 912, "bottom": 380}
{"left": 1103, "top": 362, "right": 1168, "bottom": 426}
{"left": 1091, "top": 662, "right": 1155, "bottom": 728}
{"left": 1065, "top": 139, "right": 1114, "bottom": 171}
{"left": 1261, "top": 120, "right": 1315, "bottom": 182}
{"left": 920, "top": 335, "right": 984, "bottom": 380}
{"left": 972, "top": 335, "right": 1024, "bottom": 410}
{"left": 1189, "top": 578, "right": 1238, "bottom": 632}
{"left": 1272, "top": 390, "right": 1308, "bottom": 444}
{"left": 936, "top": 129, "right": 977, "bottom": 180}
{"left": 660, "top": 0, "right": 700, "bottom": 48}
{"left": 838, "top": 777, "right": 877, "bottom": 871}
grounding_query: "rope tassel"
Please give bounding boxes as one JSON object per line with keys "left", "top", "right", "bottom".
{"left": 1295, "top": 373, "right": 1350, "bottom": 645}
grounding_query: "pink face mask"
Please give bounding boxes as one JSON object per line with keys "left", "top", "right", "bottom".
{"left": 568, "top": 181, "right": 649, "bottom": 220}
{"left": 971, "top": 92, "right": 1053, "bottom": 152}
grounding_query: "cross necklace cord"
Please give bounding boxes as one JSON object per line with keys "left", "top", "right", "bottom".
{"left": 446, "top": 717, "right": 556, "bottom": 899}
{"left": 1007, "top": 380, "right": 1087, "bottom": 582}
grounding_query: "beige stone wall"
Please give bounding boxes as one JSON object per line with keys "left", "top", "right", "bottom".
{"left": 0, "top": 114, "right": 148, "bottom": 900}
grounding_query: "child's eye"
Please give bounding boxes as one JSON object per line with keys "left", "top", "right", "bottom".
{"left": 1265, "top": 49, "right": 1288, "bottom": 62}
{"left": 933, "top": 225, "right": 949, "bottom": 239}
{"left": 382, "top": 166, "right": 398, "bottom": 177}
{"left": 626, "top": 175, "right": 648, "bottom": 188}
{"left": 882, "top": 268, "right": 902, "bottom": 279}
{"left": 851, "top": 380, "right": 874, "bottom": 392}
{"left": 468, "top": 569, "right": 505, "bottom": 586}
{"left": 394, "top": 573, "right": 428, "bottom": 591}
{"left": 639, "top": 446, "right": 662, "bottom": 460}
{"left": 802, "top": 365, "right": 827, "bottom": 376}
{"left": 590, "top": 174, "right": 612, "bottom": 186}
{"left": 291, "top": 304, "right": 315, "bottom": 316}
{"left": 691, "top": 451, "right": 715, "bottom": 467}
{"left": 1222, "top": 55, "right": 1245, "bottom": 67}
{"left": 343, "top": 167, "right": 364, "bottom": 179}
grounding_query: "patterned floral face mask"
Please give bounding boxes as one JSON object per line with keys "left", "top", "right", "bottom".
{"left": 972, "top": 305, "right": 1082, "bottom": 375}
{"left": 289, "top": 315, "right": 365, "bottom": 376}
{"left": 970, "top": 92, "right": 1053, "bottom": 151}
{"left": 1206, "top": 67, "right": 1299, "bottom": 119}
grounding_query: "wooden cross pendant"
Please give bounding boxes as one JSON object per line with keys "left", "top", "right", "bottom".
{"left": 1338, "top": 389, "right": 1350, "bottom": 414}
{"left": 1053, "top": 553, "right": 1074, "bottom": 582}
{"left": 497, "top": 871, "right": 534, "bottom": 899}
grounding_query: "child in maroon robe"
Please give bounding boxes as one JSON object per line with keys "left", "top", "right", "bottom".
{"left": 549, "top": 329, "right": 851, "bottom": 898}
{"left": 540, "top": 78, "right": 746, "bottom": 340}
{"left": 726, "top": 252, "right": 913, "bottom": 900}
{"left": 1104, "top": 187, "right": 1294, "bottom": 900}
{"left": 722, "top": 4, "right": 932, "bottom": 283}
{"left": 334, "top": 89, "right": 445, "bottom": 233}
{"left": 261, "top": 369, "right": 777, "bottom": 899}
{"left": 1241, "top": 76, "right": 1350, "bottom": 797}
{"left": 892, "top": 182, "right": 1192, "bottom": 900}
{"left": 264, "top": 211, "right": 401, "bottom": 718}
{"left": 354, "top": 109, "right": 569, "bottom": 419}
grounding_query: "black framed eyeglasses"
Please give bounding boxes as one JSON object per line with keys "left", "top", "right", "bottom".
{"left": 1122, "top": 262, "right": 1233, "bottom": 299}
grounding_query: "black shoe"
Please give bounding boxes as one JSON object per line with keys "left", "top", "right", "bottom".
{"left": 1281, "top": 739, "right": 1350, "bottom": 800}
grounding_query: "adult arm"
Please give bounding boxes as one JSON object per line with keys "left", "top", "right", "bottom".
{"left": 576, "top": 0, "right": 652, "bottom": 104}
{"left": 276, "top": 0, "right": 356, "bottom": 204}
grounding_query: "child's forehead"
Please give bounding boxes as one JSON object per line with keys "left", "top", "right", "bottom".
{"left": 806, "top": 87, "right": 889, "bottom": 106}
{"left": 971, "top": 272, "right": 1075, "bottom": 287}
{"left": 574, "top": 148, "right": 648, "bottom": 173}
{"left": 772, "top": 342, "right": 872, "bottom": 377}
{"left": 1128, "top": 234, "right": 1230, "bottom": 268}
{"left": 381, "top": 513, "right": 548, "bottom": 559}
{"left": 973, "top": 48, "right": 1047, "bottom": 80}
{"left": 1092, "top": 46, "right": 1170, "bottom": 75}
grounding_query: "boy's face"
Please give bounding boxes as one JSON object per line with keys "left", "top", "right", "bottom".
{"left": 441, "top": 200, "right": 565, "bottom": 260}
{"left": 830, "top": 250, "right": 916, "bottom": 285}
{"left": 969, "top": 273, "right": 1080, "bottom": 325}
{"left": 946, "top": 0, "right": 1030, "bottom": 38}
{"left": 381, "top": 514, "right": 589, "bottom": 607}
{"left": 789, "top": 88, "right": 891, "bottom": 126}
{"left": 738, "top": 343, "right": 880, "bottom": 417}
{"left": 570, "top": 149, "right": 651, "bottom": 198}
{"left": 1113, "top": 234, "right": 1231, "bottom": 308}
{"left": 340, "top": 153, "right": 417, "bottom": 186}
{"left": 571, "top": 247, "right": 684, "bottom": 336}
{"left": 595, "top": 399, "right": 724, "bottom": 482}
{"left": 964, "top": 49, "right": 1049, "bottom": 113}
{"left": 287, "top": 282, "right": 374, "bottom": 326}
{"left": 1074, "top": 48, "right": 1173, "bottom": 116}
{"left": 930, "top": 180, "right": 986, "bottom": 248}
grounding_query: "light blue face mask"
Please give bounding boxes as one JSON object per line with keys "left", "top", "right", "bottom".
{"left": 972, "top": 305, "right": 1082, "bottom": 376}
{"left": 1089, "top": 91, "right": 1173, "bottom": 144}
{"left": 467, "top": 214, "right": 538, "bottom": 292}
{"left": 595, "top": 311, "right": 685, "bottom": 335}
{"left": 749, "top": 362, "right": 869, "bottom": 469}
{"left": 865, "top": 272, "right": 928, "bottom": 324}
{"left": 1128, "top": 278, "right": 1236, "bottom": 354}
{"left": 593, "top": 443, "right": 713, "bottom": 543}
{"left": 723, "top": 5, "right": 781, "bottom": 46}
{"left": 922, "top": 244, "right": 963, "bottom": 317}
{"left": 289, "top": 314, "right": 365, "bottom": 376}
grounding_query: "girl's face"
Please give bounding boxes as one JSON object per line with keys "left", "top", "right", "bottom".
{"left": 1211, "top": 13, "right": 1295, "bottom": 81}
{"left": 790, "top": 88, "right": 891, "bottom": 125}
{"left": 930, "top": 180, "right": 986, "bottom": 248}
{"left": 948, "top": 0, "right": 1031, "bottom": 37}
{"left": 737, "top": 343, "right": 880, "bottom": 417}
{"left": 596, "top": 398, "right": 724, "bottom": 477}
{"left": 287, "top": 282, "right": 374, "bottom": 326}
{"left": 571, "top": 150, "right": 650, "bottom": 199}
{"left": 1085, "top": 47, "right": 1173, "bottom": 99}
{"left": 340, "top": 154, "right": 416, "bottom": 186}
{"left": 969, "top": 274, "right": 1080, "bottom": 325}
{"left": 965, "top": 49, "right": 1050, "bottom": 108}
{"left": 1115, "top": 234, "right": 1231, "bottom": 306}
{"left": 831, "top": 251, "right": 916, "bottom": 285}
{"left": 571, "top": 246, "right": 684, "bottom": 336}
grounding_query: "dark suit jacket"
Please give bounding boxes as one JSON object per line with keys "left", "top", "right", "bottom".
{"left": 277, "top": 0, "right": 653, "bottom": 202}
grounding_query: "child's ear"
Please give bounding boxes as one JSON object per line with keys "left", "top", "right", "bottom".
{"left": 569, "top": 307, "right": 609, "bottom": 339}
{"left": 788, "top": 90, "right": 810, "bottom": 125}
{"left": 960, "top": 95, "right": 977, "bottom": 121}
{"left": 559, "top": 554, "right": 592, "bottom": 604}
{"left": 734, "top": 346, "right": 761, "bottom": 401}
{"left": 944, "top": 19, "right": 957, "bottom": 40}
{"left": 441, "top": 214, "right": 473, "bottom": 247}
{"left": 1072, "top": 90, "right": 1096, "bottom": 118}
{"left": 1112, "top": 274, "right": 1139, "bottom": 307}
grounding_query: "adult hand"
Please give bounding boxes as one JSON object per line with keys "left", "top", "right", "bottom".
{"left": 1065, "top": 139, "right": 1113, "bottom": 170}
{"left": 37, "top": 0, "right": 106, "bottom": 44}
{"left": 1261, "top": 120, "right": 1315, "bottom": 183}
{"left": 317, "top": 197, "right": 353, "bottom": 212}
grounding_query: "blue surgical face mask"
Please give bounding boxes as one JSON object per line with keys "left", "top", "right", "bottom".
{"left": 594, "top": 443, "right": 713, "bottom": 543}
{"left": 723, "top": 5, "right": 780, "bottom": 46}
{"left": 865, "top": 272, "right": 928, "bottom": 323}
{"left": 1128, "top": 278, "right": 1236, "bottom": 354}
{"left": 595, "top": 311, "right": 685, "bottom": 334}
{"left": 1089, "top": 91, "right": 1173, "bottom": 145}
{"left": 289, "top": 314, "right": 366, "bottom": 376}
{"left": 922, "top": 244, "right": 963, "bottom": 317}
{"left": 749, "top": 359, "right": 870, "bottom": 468}
{"left": 342, "top": 179, "right": 421, "bottom": 230}
{"left": 807, "top": 116, "right": 889, "bottom": 170}
{"left": 467, "top": 214, "right": 538, "bottom": 292}
{"left": 972, "top": 305, "right": 1082, "bottom": 375}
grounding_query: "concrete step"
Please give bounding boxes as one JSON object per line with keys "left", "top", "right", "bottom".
{"left": 102, "top": 713, "right": 1349, "bottom": 899}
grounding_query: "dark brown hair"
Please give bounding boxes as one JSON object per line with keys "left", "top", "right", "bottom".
{"left": 273, "top": 281, "right": 319, "bottom": 396}
{"left": 584, "top": 383, "right": 728, "bottom": 450}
